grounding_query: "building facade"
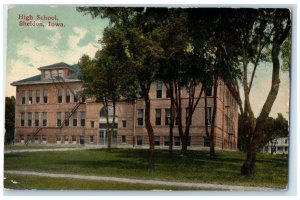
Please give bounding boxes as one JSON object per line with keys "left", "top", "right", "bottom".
{"left": 11, "top": 62, "right": 239, "bottom": 150}
{"left": 262, "top": 137, "right": 289, "bottom": 154}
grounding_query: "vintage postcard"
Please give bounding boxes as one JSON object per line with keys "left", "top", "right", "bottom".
{"left": 4, "top": 5, "right": 292, "bottom": 193}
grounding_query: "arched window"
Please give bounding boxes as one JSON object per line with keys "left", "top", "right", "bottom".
{"left": 100, "top": 106, "right": 118, "bottom": 118}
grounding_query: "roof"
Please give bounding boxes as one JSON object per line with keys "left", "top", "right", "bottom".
{"left": 38, "top": 62, "right": 76, "bottom": 72}
{"left": 11, "top": 62, "right": 82, "bottom": 86}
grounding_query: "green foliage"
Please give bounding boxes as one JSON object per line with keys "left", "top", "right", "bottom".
{"left": 238, "top": 113, "right": 289, "bottom": 149}
{"left": 5, "top": 96, "right": 15, "bottom": 144}
{"left": 280, "top": 32, "right": 291, "bottom": 71}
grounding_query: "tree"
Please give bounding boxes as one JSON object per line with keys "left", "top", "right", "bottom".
{"left": 187, "top": 9, "right": 241, "bottom": 157}
{"left": 260, "top": 113, "right": 289, "bottom": 154}
{"left": 78, "top": 7, "right": 166, "bottom": 166}
{"left": 5, "top": 96, "right": 15, "bottom": 144}
{"left": 219, "top": 9, "right": 291, "bottom": 176}
{"left": 79, "top": 25, "right": 137, "bottom": 151}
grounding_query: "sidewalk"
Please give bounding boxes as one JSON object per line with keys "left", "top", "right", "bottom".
{"left": 4, "top": 170, "right": 281, "bottom": 191}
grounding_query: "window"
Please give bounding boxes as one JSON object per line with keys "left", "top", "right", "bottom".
{"left": 90, "top": 136, "right": 95, "bottom": 143}
{"left": 42, "top": 112, "right": 47, "bottom": 127}
{"left": 65, "top": 136, "right": 70, "bottom": 144}
{"left": 165, "top": 108, "right": 171, "bottom": 125}
{"left": 284, "top": 147, "right": 288, "bottom": 152}
{"left": 187, "top": 136, "right": 191, "bottom": 146}
{"left": 205, "top": 85, "right": 212, "bottom": 96}
{"left": 164, "top": 136, "right": 170, "bottom": 146}
{"left": 34, "top": 136, "right": 39, "bottom": 143}
{"left": 21, "top": 90, "right": 26, "bottom": 104}
{"left": 44, "top": 70, "right": 50, "bottom": 79}
{"left": 206, "top": 107, "right": 212, "bottom": 125}
{"left": 58, "top": 70, "right": 64, "bottom": 78}
{"left": 122, "top": 120, "right": 127, "bottom": 128}
{"left": 204, "top": 136, "right": 210, "bottom": 147}
{"left": 122, "top": 136, "right": 127, "bottom": 143}
{"left": 56, "top": 135, "right": 61, "bottom": 143}
{"left": 155, "top": 136, "right": 160, "bottom": 146}
{"left": 285, "top": 139, "right": 288, "bottom": 144}
{"left": 156, "top": 80, "right": 162, "bottom": 98}
{"left": 155, "top": 109, "right": 161, "bottom": 126}
{"left": 21, "top": 112, "right": 25, "bottom": 126}
{"left": 29, "top": 90, "right": 33, "bottom": 104}
{"left": 51, "top": 70, "right": 58, "bottom": 78}
{"left": 65, "top": 112, "right": 70, "bottom": 127}
{"left": 36, "top": 89, "right": 40, "bottom": 103}
{"left": 91, "top": 121, "right": 95, "bottom": 128}
{"left": 57, "top": 112, "right": 62, "bottom": 127}
{"left": 137, "top": 136, "right": 143, "bottom": 146}
{"left": 27, "top": 135, "right": 31, "bottom": 143}
{"left": 81, "top": 112, "right": 86, "bottom": 127}
{"left": 165, "top": 83, "right": 171, "bottom": 98}
{"left": 137, "top": 109, "right": 144, "bottom": 126}
{"left": 35, "top": 112, "right": 39, "bottom": 127}
{"left": 43, "top": 89, "right": 48, "bottom": 103}
{"left": 28, "top": 112, "right": 32, "bottom": 127}
{"left": 58, "top": 88, "right": 63, "bottom": 103}
{"left": 174, "top": 136, "right": 181, "bottom": 146}
{"left": 66, "top": 89, "right": 70, "bottom": 103}
{"left": 42, "top": 135, "right": 47, "bottom": 143}
{"left": 186, "top": 108, "right": 192, "bottom": 125}
{"left": 20, "top": 135, "right": 24, "bottom": 143}
{"left": 74, "top": 88, "right": 78, "bottom": 102}
{"left": 113, "top": 131, "right": 118, "bottom": 143}
{"left": 72, "top": 136, "right": 77, "bottom": 144}
{"left": 73, "top": 111, "right": 77, "bottom": 127}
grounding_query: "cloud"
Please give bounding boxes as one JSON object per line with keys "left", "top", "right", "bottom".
{"left": 6, "top": 28, "right": 101, "bottom": 97}
{"left": 68, "top": 27, "right": 88, "bottom": 49}
{"left": 48, "top": 32, "right": 62, "bottom": 47}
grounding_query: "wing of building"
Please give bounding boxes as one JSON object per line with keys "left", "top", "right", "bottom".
{"left": 11, "top": 62, "right": 239, "bottom": 150}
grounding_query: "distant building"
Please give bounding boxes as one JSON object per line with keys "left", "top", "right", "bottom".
{"left": 11, "top": 62, "right": 239, "bottom": 150}
{"left": 262, "top": 137, "right": 289, "bottom": 154}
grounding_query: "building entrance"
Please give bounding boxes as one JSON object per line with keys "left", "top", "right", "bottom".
{"left": 99, "top": 106, "right": 118, "bottom": 146}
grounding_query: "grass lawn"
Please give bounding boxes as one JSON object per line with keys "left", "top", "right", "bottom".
{"left": 4, "top": 149, "right": 288, "bottom": 189}
{"left": 4, "top": 173, "right": 198, "bottom": 190}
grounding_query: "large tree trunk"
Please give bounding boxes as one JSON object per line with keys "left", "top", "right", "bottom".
{"left": 107, "top": 101, "right": 116, "bottom": 152}
{"left": 174, "top": 82, "right": 185, "bottom": 154}
{"left": 144, "top": 89, "right": 155, "bottom": 168}
{"left": 209, "top": 76, "right": 219, "bottom": 158}
{"left": 241, "top": 142, "right": 257, "bottom": 176}
{"left": 168, "top": 81, "right": 175, "bottom": 157}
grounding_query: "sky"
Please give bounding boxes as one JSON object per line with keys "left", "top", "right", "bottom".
{"left": 5, "top": 5, "right": 290, "bottom": 119}
{"left": 5, "top": 5, "right": 108, "bottom": 96}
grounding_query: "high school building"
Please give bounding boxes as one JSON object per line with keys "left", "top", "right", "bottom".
{"left": 11, "top": 62, "right": 238, "bottom": 150}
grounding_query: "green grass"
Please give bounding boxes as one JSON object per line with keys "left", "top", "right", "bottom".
{"left": 4, "top": 149, "right": 288, "bottom": 189}
{"left": 4, "top": 173, "right": 198, "bottom": 190}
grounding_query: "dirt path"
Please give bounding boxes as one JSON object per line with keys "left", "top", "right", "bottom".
{"left": 4, "top": 170, "right": 281, "bottom": 191}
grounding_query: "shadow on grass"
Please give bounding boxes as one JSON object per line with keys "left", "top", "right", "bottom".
{"left": 4, "top": 153, "right": 24, "bottom": 159}
{"left": 56, "top": 159, "right": 149, "bottom": 171}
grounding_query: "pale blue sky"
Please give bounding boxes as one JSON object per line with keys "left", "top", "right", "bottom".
{"left": 5, "top": 5, "right": 290, "bottom": 119}
{"left": 6, "top": 5, "right": 108, "bottom": 96}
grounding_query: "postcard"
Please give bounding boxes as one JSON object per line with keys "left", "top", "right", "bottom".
{"left": 4, "top": 5, "right": 291, "bottom": 192}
